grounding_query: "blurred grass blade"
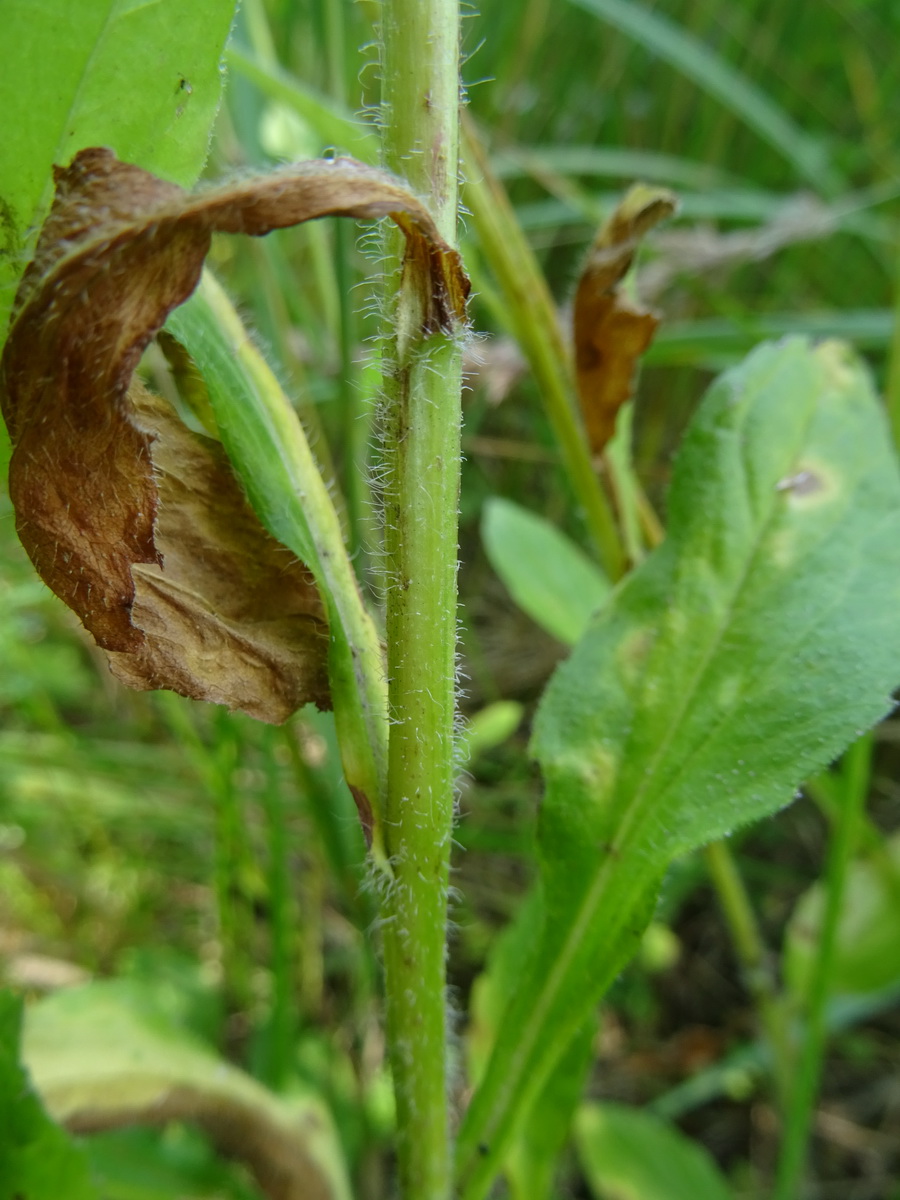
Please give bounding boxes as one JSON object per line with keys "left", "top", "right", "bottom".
{"left": 493, "top": 144, "right": 734, "bottom": 191}
{"left": 567, "top": 0, "right": 839, "bottom": 193}
{"left": 0, "top": 0, "right": 235, "bottom": 343}
{"left": 457, "top": 338, "right": 900, "bottom": 1196}
{"left": 774, "top": 734, "right": 871, "bottom": 1198}
{"left": 651, "top": 310, "right": 896, "bottom": 368}
{"left": 512, "top": 187, "right": 891, "bottom": 242}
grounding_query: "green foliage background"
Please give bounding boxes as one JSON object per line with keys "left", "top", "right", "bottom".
{"left": 2, "top": 1, "right": 900, "bottom": 1198}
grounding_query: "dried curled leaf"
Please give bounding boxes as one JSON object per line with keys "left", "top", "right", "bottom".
{"left": 25, "top": 983, "right": 352, "bottom": 1200}
{"left": 573, "top": 184, "right": 676, "bottom": 456}
{"left": 111, "top": 381, "right": 331, "bottom": 719}
{"left": 0, "top": 148, "right": 468, "bottom": 722}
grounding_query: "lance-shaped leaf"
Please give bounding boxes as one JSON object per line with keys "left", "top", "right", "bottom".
{"left": 482, "top": 496, "right": 611, "bottom": 645}
{"left": 0, "top": 148, "right": 467, "bottom": 725}
{"left": 574, "top": 1102, "right": 733, "bottom": 1200}
{"left": 457, "top": 338, "right": 900, "bottom": 1196}
{"left": 573, "top": 184, "right": 676, "bottom": 455}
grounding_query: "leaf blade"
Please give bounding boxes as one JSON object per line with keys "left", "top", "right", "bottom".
{"left": 573, "top": 183, "right": 675, "bottom": 455}
{"left": 482, "top": 497, "right": 610, "bottom": 645}
{"left": 0, "top": 0, "right": 236, "bottom": 340}
{"left": 575, "top": 1102, "right": 733, "bottom": 1200}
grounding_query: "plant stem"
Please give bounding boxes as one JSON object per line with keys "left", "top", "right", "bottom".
{"left": 378, "top": 3, "right": 463, "bottom": 1198}
{"left": 773, "top": 734, "right": 872, "bottom": 1199}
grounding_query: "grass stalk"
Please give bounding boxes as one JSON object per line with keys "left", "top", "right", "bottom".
{"left": 259, "top": 725, "right": 298, "bottom": 1088}
{"left": 376, "top": 2, "right": 463, "bottom": 1197}
{"left": 209, "top": 714, "right": 250, "bottom": 1009}
{"left": 158, "top": 697, "right": 253, "bottom": 1009}
{"left": 773, "top": 734, "right": 872, "bottom": 1198}
{"left": 461, "top": 119, "right": 625, "bottom": 579}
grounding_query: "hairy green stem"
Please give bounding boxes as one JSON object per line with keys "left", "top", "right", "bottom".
{"left": 378, "top": 3, "right": 463, "bottom": 1197}
{"left": 773, "top": 735, "right": 872, "bottom": 1198}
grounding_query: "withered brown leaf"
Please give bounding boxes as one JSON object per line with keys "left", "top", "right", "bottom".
{"left": 0, "top": 148, "right": 469, "bottom": 722}
{"left": 573, "top": 184, "right": 676, "bottom": 457}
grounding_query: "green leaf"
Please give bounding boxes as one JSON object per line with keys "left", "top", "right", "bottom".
{"left": 0, "top": 990, "right": 97, "bottom": 1200}
{"left": 482, "top": 497, "right": 611, "bottom": 645}
{"left": 784, "top": 833, "right": 900, "bottom": 1000}
{"left": 0, "top": 0, "right": 236, "bottom": 341}
{"left": 458, "top": 700, "right": 525, "bottom": 763}
{"left": 457, "top": 338, "right": 900, "bottom": 1196}
{"left": 23, "top": 980, "right": 353, "bottom": 1200}
{"left": 574, "top": 1102, "right": 733, "bottom": 1200}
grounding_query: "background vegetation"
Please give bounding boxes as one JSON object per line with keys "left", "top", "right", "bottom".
{"left": 3, "top": 1, "right": 900, "bottom": 1197}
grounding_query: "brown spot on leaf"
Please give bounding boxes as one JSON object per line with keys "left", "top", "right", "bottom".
{"left": 0, "top": 148, "right": 469, "bottom": 722}
{"left": 573, "top": 184, "right": 676, "bottom": 456}
{"left": 776, "top": 468, "right": 823, "bottom": 497}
